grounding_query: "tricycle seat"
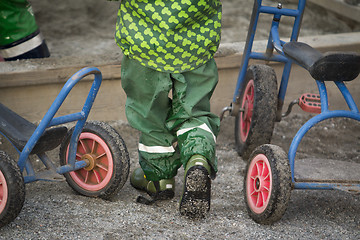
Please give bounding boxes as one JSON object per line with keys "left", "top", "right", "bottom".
{"left": 283, "top": 41, "right": 360, "bottom": 81}
{"left": 0, "top": 103, "right": 67, "bottom": 154}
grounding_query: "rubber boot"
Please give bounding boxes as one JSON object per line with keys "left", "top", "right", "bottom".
{"left": 179, "top": 155, "right": 211, "bottom": 219}
{"left": 130, "top": 167, "right": 175, "bottom": 203}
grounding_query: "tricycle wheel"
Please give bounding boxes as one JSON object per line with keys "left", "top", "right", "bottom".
{"left": 235, "top": 64, "right": 278, "bottom": 160}
{"left": 60, "top": 121, "right": 130, "bottom": 200}
{"left": 0, "top": 151, "right": 25, "bottom": 228}
{"left": 244, "top": 144, "right": 291, "bottom": 224}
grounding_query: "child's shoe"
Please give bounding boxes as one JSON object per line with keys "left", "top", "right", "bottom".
{"left": 179, "top": 155, "right": 211, "bottom": 219}
{"left": 130, "top": 167, "right": 175, "bottom": 201}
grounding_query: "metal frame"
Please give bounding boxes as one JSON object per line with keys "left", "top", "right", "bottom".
{"left": 10, "top": 67, "right": 102, "bottom": 183}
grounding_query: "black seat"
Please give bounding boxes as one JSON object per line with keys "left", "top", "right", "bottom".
{"left": 283, "top": 41, "right": 360, "bottom": 81}
{"left": 0, "top": 103, "right": 68, "bottom": 154}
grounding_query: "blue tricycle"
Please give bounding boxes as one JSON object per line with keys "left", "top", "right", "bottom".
{"left": 0, "top": 67, "right": 130, "bottom": 227}
{"left": 221, "top": 0, "right": 360, "bottom": 224}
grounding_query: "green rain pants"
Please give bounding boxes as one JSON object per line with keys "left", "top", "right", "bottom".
{"left": 0, "top": 0, "right": 37, "bottom": 46}
{"left": 121, "top": 55, "right": 220, "bottom": 181}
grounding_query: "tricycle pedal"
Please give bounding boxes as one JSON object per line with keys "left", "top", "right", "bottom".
{"left": 299, "top": 93, "right": 321, "bottom": 113}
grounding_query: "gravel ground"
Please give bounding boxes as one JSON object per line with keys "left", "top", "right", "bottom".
{"left": 0, "top": 115, "right": 359, "bottom": 239}
{"left": 1, "top": 0, "right": 359, "bottom": 238}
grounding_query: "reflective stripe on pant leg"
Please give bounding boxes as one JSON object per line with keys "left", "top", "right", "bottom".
{"left": 176, "top": 124, "right": 218, "bottom": 178}
{"left": 167, "top": 58, "right": 220, "bottom": 176}
{"left": 0, "top": 31, "right": 44, "bottom": 58}
{"left": 137, "top": 142, "right": 181, "bottom": 181}
{"left": 177, "top": 123, "right": 216, "bottom": 143}
{"left": 121, "top": 55, "right": 181, "bottom": 181}
{"left": 138, "top": 143, "right": 175, "bottom": 154}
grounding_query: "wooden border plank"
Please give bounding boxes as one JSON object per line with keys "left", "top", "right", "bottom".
{"left": 0, "top": 32, "right": 359, "bottom": 87}
{"left": 308, "top": 0, "right": 360, "bottom": 23}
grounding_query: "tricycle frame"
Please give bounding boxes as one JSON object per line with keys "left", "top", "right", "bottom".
{"left": 3, "top": 67, "right": 102, "bottom": 183}
{"left": 232, "top": 0, "right": 360, "bottom": 192}
{"left": 233, "top": 0, "right": 305, "bottom": 118}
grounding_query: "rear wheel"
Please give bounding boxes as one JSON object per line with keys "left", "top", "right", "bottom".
{"left": 235, "top": 64, "right": 278, "bottom": 160}
{"left": 0, "top": 151, "right": 25, "bottom": 228}
{"left": 60, "top": 121, "right": 130, "bottom": 200}
{"left": 244, "top": 144, "right": 292, "bottom": 224}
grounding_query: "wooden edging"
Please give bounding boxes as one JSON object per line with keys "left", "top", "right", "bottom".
{"left": 0, "top": 64, "right": 121, "bottom": 88}
{"left": 0, "top": 32, "right": 359, "bottom": 88}
{"left": 215, "top": 32, "right": 360, "bottom": 69}
{"left": 308, "top": 0, "right": 360, "bottom": 23}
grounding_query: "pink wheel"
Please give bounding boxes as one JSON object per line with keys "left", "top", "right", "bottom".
{"left": 246, "top": 153, "right": 272, "bottom": 214}
{"left": 60, "top": 121, "right": 130, "bottom": 199}
{"left": 67, "top": 132, "right": 114, "bottom": 191}
{"left": 0, "top": 170, "right": 8, "bottom": 214}
{"left": 240, "top": 79, "right": 255, "bottom": 142}
{"left": 235, "top": 64, "right": 278, "bottom": 160}
{"left": 0, "top": 151, "right": 25, "bottom": 228}
{"left": 244, "top": 144, "right": 292, "bottom": 224}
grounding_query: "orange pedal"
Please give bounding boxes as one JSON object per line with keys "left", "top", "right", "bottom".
{"left": 299, "top": 93, "right": 321, "bottom": 113}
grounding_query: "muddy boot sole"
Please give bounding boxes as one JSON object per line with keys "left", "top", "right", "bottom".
{"left": 179, "top": 165, "right": 211, "bottom": 219}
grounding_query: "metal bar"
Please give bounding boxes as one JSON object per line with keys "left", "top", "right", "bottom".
{"left": 335, "top": 81, "right": 359, "bottom": 112}
{"left": 294, "top": 182, "right": 360, "bottom": 191}
{"left": 23, "top": 175, "right": 37, "bottom": 183}
{"left": 316, "top": 80, "right": 329, "bottom": 112}
{"left": 249, "top": 52, "right": 288, "bottom": 62}
{"left": 289, "top": 0, "right": 307, "bottom": 41}
{"left": 49, "top": 112, "right": 86, "bottom": 127}
{"left": 57, "top": 160, "right": 88, "bottom": 175}
{"left": 37, "top": 152, "right": 58, "bottom": 172}
{"left": 259, "top": 6, "right": 301, "bottom": 17}
{"left": 288, "top": 111, "right": 360, "bottom": 182}
{"left": 277, "top": 61, "right": 294, "bottom": 118}
{"left": 24, "top": 160, "right": 36, "bottom": 183}
{"left": 270, "top": 23, "right": 283, "bottom": 54}
{"left": 233, "top": 0, "right": 262, "bottom": 102}
{"left": 17, "top": 67, "right": 102, "bottom": 172}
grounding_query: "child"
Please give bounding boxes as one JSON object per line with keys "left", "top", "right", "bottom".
{"left": 112, "top": 0, "right": 222, "bottom": 219}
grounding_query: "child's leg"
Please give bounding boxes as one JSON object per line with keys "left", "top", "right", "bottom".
{"left": 168, "top": 58, "right": 220, "bottom": 174}
{"left": 121, "top": 56, "right": 182, "bottom": 182}
{"left": 168, "top": 58, "right": 220, "bottom": 218}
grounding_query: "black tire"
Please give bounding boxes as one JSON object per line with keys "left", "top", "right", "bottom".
{"left": 235, "top": 64, "right": 278, "bottom": 160}
{"left": 0, "top": 151, "right": 25, "bottom": 228}
{"left": 244, "top": 144, "right": 292, "bottom": 224}
{"left": 59, "top": 121, "right": 130, "bottom": 200}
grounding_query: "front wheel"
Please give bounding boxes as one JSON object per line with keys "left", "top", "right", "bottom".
{"left": 235, "top": 64, "right": 278, "bottom": 160}
{"left": 244, "top": 144, "right": 292, "bottom": 224}
{"left": 59, "top": 121, "right": 130, "bottom": 200}
{"left": 0, "top": 151, "right": 25, "bottom": 228}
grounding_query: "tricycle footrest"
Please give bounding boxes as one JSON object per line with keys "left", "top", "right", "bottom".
{"left": 299, "top": 93, "right": 321, "bottom": 113}
{"left": 333, "top": 185, "right": 360, "bottom": 195}
{"left": 24, "top": 169, "right": 66, "bottom": 183}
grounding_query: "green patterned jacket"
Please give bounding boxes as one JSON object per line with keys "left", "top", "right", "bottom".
{"left": 115, "top": 0, "right": 222, "bottom": 73}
